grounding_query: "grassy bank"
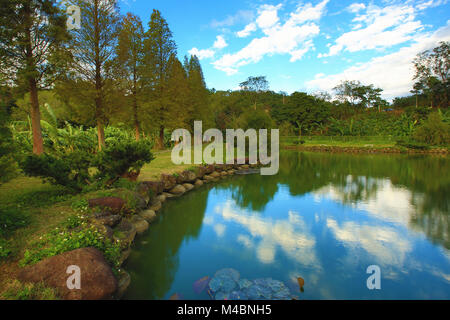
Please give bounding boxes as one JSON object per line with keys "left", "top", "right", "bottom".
{"left": 0, "top": 149, "right": 192, "bottom": 299}
{"left": 281, "top": 136, "right": 449, "bottom": 153}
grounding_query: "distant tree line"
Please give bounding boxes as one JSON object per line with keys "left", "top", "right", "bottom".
{"left": 1, "top": 1, "right": 448, "bottom": 158}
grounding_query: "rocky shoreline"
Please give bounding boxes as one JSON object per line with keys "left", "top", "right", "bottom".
{"left": 18, "top": 162, "right": 260, "bottom": 300}
{"left": 284, "top": 145, "right": 449, "bottom": 154}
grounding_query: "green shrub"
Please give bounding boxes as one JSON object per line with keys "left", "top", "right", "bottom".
{"left": 0, "top": 208, "right": 30, "bottom": 237}
{"left": 413, "top": 112, "right": 450, "bottom": 146}
{"left": 20, "top": 153, "right": 91, "bottom": 192}
{"left": 94, "top": 140, "right": 154, "bottom": 182}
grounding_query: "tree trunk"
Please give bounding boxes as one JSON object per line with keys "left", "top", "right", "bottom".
{"left": 159, "top": 126, "right": 165, "bottom": 150}
{"left": 97, "top": 118, "right": 105, "bottom": 151}
{"left": 133, "top": 77, "right": 140, "bottom": 141}
{"left": 29, "top": 78, "right": 44, "bottom": 155}
{"left": 94, "top": 0, "right": 105, "bottom": 150}
{"left": 24, "top": 3, "right": 43, "bottom": 156}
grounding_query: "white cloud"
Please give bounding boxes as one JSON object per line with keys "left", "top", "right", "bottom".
{"left": 256, "top": 4, "right": 282, "bottom": 29}
{"left": 288, "top": 0, "right": 329, "bottom": 25}
{"left": 322, "top": 3, "right": 423, "bottom": 57}
{"left": 188, "top": 47, "right": 215, "bottom": 60}
{"left": 210, "top": 10, "right": 254, "bottom": 28}
{"left": 416, "top": 0, "right": 449, "bottom": 11}
{"left": 347, "top": 3, "right": 366, "bottom": 13}
{"left": 213, "top": 1, "right": 328, "bottom": 75}
{"left": 326, "top": 218, "right": 412, "bottom": 266}
{"left": 237, "top": 23, "right": 257, "bottom": 38}
{"left": 307, "top": 24, "right": 450, "bottom": 99}
{"left": 213, "top": 35, "right": 228, "bottom": 49}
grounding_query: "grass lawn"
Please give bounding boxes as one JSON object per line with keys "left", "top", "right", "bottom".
{"left": 281, "top": 136, "right": 398, "bottom": 148}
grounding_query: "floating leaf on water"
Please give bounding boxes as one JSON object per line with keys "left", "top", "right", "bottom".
{"left": 193, "top": 276, "right": 210, "bottom": 294}
{"left": 297, "top": 277, "right": 305, "bottom": 290}
{"left": 169, "top": 293, "right": 182, "bottom": 300}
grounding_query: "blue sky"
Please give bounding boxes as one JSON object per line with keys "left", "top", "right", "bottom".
{"left": 119, "top": 0, "right": 450, "bottom": 99}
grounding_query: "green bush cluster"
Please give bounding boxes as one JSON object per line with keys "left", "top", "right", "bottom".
{"left": 413, "top": 112, "right": 450, "bottom": 146}
{"left": 327, "top": 113, "right": 417, "bottom": 137}
{"left": 94, "top": 140, "right": 154, "bottom": 182}
{"left": 20, "top": 139, "right": 154, "bottom": 191}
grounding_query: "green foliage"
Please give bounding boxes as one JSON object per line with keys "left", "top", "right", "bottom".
{"left": 70, "top": 198, "right": 89, "bottom": 213}
{"left": 0, "top": 238, "right": 12, "bottom": 260}
{"left": 0, "top": 102, "right": 18, "bottom": 184}
{"left": 20, "top": 153, "right": 91, "bottom": 192}
{"left": 20, "top": 224, "right": 121, "bottom": 267}
{"left": 413, "top": 112, "right": 450, "bottom": 146}
{"left": 94, "top": 139, "right": 154, "bottom": 181}
{"left": 272, "top": 92, "right": 331, "bottom": 134}
{"left": 1, "top": 280, "right": 60, "bottom": 300}
{"left": 0, "top": 208, "right": 30, "bottom": 238}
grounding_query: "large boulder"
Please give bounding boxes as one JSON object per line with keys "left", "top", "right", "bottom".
{"left": 92, "top": 213, "right": 121, "bottom": 228}
{"left": 156, "top": 194, "right": 167, "bottom": 203}
{"left": 160, "top": 174, "right": 177, "bottom": 191}
{"left": 169, "top": 184, "right": 186, "bottom": 196}
{"left": 129, "top": 216, "right": 149, "bottom": 235}
{"left": 210, "top": 171, "right": 221, "bottom": 178}
{"left": 194, "top": 179, "right": 204, "bottom": 187}
{"left": 139, "top": 210, "right": 157, "bottom": 223}
{"left": 88, "top": 197, "right": 126, "bottom": 215}
{"left": 149, "top": 199, "right": 162, "bottom": 212}
{"left": 137, "top": 181, "right": 164, "bottom": 198}
{"left": 162, "top": 192, "right": 176, "bottom": 199}
{"left": 18, "top": 248, "right": 117, "bottom": 300}
{"left": 183, "top": 183, "right": 194, "bottom": 192}
{"left": 181, "top": 170, "right": 197, "bottom": 183}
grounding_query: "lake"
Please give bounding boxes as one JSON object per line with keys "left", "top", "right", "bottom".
{"left": 123, "top": 151, "right": 450, "bottom": 300}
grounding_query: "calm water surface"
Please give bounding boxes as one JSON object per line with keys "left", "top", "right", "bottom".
{"left": 124, "top": 151, "right": 450, "bottom": 300}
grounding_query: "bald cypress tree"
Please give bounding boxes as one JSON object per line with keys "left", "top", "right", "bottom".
{"left": 65, "top": 0, "right": 120, "bottom": 150}
{"left": 116, "top": 12, "right": 145, "bottom": 141}
{"left": 185, "top": 55, "right": 211, "bottom": 130}
{"left": 142, "top": 9, "right": 177, "bottom": 149}
{"left": 0, "top": 0, "right": 69, "bottom": 155}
